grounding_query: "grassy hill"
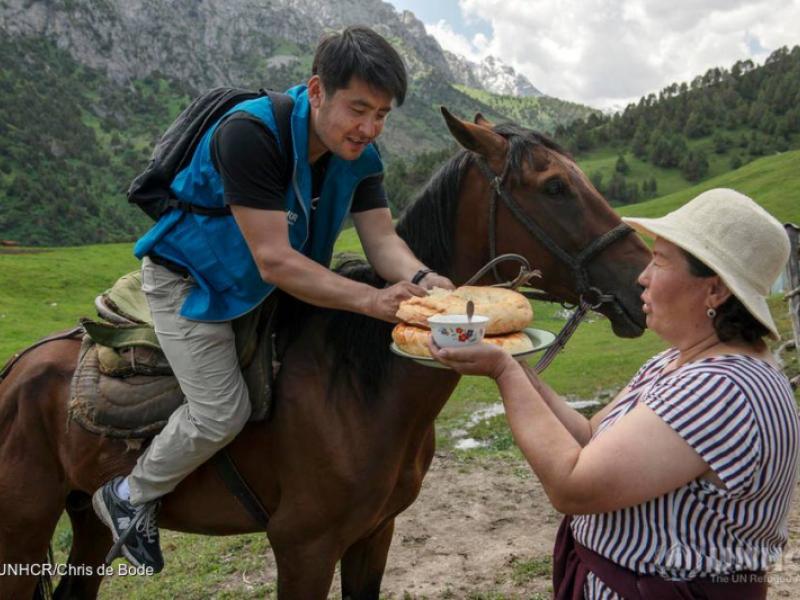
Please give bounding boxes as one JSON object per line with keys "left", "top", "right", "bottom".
{"left": 576, "top": 130, "right": 800, "bottom": 206}
{"left": 615, "top": 149, "right": 800, "bottom": 223}
{"left": 454, "top": 85, "right": 599, "bottom": 132}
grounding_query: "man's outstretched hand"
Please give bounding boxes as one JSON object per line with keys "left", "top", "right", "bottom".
{"left": 366, "top": 281, "right": 427, "bottom": 323}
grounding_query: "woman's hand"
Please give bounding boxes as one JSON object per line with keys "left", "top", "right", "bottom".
{"left": 427, "top": 337, "right": 517, "bottom": 379}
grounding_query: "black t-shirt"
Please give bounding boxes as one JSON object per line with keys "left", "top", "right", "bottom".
{"left": 210, "top": 114, "right": 388, "bottom": 212}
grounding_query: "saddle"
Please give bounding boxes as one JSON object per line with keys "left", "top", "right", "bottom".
{"left": 69, "top": 270, "right": 280, "bottom": 439}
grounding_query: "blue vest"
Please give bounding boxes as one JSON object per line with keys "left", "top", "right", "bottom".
{"left": 134, "top": 85, "right": 383, "bottom": 321}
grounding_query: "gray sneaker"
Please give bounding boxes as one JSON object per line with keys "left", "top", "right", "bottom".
{"left": 92, "top": 476, "right": 164, "bottom": 573}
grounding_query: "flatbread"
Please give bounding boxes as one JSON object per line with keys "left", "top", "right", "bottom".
{"left": 395, "top": 286, "right": 532, "bottom": 335}
{"left": 392, "top": 323, "right": 534, "bottom": 358}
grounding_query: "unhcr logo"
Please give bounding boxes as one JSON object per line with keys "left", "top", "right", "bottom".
{"left": 287, "top": 210, "right": 299, "bottom": 225}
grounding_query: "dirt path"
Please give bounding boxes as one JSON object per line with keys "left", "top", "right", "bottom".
{"left": 363, "top": 452, "right": 800, "bottom": 599}
{"left": 240, "top": 450, "right": 800, "bottom": 598}
{"left": 378, "top": 452, "right": 559, "bottom": 599}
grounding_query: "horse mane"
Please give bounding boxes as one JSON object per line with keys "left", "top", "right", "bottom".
{"left": 393, "top": 150, "right": 473, "bottom": 278}
{"left": 491, "top": 123, "right": 572, "bottom": 181}
{"left": 279, "top": 124, "right": 565, "bottom": 401}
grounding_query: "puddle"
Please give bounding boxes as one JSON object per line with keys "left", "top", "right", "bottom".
{"left": 452, "top": 399, "right": 602, "bottom": 450}
{"left": 567, "top": 399, "right": 602, "bottom": 410}
{"left": 455, "top": 438, "right": 487, "bottom": 450}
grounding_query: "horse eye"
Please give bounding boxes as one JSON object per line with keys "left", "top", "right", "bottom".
{"left": 543, "top": 177, "right": 567, "bottom": 196}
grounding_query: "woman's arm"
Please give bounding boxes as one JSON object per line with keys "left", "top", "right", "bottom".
{"left": 430, "top": 342, "right": 710, "bottom": 515}
{"left": 521, "top": 364, "right": 635, "bottom": 446}
{"left": 519, "top": 364, "right": 592, "bottom": 446}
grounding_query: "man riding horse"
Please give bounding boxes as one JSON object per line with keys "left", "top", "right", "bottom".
{"left": 92, "top": 25, "right": 454, "bottom": 572}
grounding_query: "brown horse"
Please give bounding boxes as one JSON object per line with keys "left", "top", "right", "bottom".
{"left": 0, "top": 109, "right": 650, "bottom": 599}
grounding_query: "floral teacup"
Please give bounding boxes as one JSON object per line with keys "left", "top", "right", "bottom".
{"left": 427, "top": 314, "right": 490, "bottom": 348}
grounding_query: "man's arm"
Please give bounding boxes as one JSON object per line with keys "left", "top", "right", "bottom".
{"left": 352, "top": 207, "right": 454, "bottom": 290}
{"left": 231, "top": 205, "right": 425, "bottom": 322}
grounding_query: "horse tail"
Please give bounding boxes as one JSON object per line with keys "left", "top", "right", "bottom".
{"left": 32, "top": 545, "right": 55, "bottom": 600}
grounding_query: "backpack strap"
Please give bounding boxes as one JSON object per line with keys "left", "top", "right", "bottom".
{"left": 163, "top": 200, "right": 232, "bottom": 216}
{"left": 162, "top": 90, "right": 295, "bottom": 218}
{"left": 262, "top": 89, "right": 295, "bottom": 158}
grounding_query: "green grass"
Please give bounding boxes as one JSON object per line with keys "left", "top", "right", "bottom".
{"left": 331, "top": 224, "right": 363, "bottom": 255}
{"left": 616, "top": 149, "right": 800, "bottom": 223}
{"left": 509, "top": 555, "right": 552, "bottom": 584}
{"left": 0, "top": 245, "right": 140, "bottom": 361}
{"left": 50, "top": 528, "right": 275, "bottom": 599}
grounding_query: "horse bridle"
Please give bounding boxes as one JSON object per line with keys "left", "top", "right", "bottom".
{"left": 469, "top": 155, "right": 635, "bottom": 373}
{"left": 472, "top": 156, "right": 633, "bottom": 309}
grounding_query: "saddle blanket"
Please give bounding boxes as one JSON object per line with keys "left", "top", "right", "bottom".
{"left": 68, "top": 270, "right": 278, "bottom": 439}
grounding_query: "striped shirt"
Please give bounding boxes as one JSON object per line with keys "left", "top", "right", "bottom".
{"left": 571, "top": 348, "right": 800, "bottom": 599}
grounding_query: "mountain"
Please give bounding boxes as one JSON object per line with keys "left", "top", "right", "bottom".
{"left": 444, "top": 51, "right": 542, "bottom": 97}
{"left": 0, "top": 0, "right": 597, "bottom": 245}
{"left": 0, "top": 0, "right": 535, "bottom": 103}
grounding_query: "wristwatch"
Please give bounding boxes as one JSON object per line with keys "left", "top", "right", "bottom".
{"left": 411, "top": 268, "right": 435, "bottom": 285}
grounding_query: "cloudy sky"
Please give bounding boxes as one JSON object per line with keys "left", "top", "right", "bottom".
{"left": 387, "top": 0, "right": 800, "bottom": 110}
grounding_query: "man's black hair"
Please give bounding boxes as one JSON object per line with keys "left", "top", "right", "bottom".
{"left": 312, "top": 26, "right": 407, "bottom": 106}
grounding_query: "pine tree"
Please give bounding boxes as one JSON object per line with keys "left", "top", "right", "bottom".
{"left": 713, "top": 132, "right": 731, "bottom": 154}
{"left": 681, "top": 150, "right": 709, "bottom": 182}
{"left": 631, "top": 125, "right": 649, "bottom": 159}
{"left": 615, "top": 154, "right": 630, "bottom": 174}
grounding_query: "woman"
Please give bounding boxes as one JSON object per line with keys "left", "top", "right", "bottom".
{"left": 429, "top": 188, "right": 798, "bottom": 599}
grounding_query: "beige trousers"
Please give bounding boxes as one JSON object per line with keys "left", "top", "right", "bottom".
{"left": 127, "top": 257, "right": 251, "bottom": 505}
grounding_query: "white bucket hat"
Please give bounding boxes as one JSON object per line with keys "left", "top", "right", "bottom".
{"left": 622, "top": 188, "right": 790, "bottom": 340}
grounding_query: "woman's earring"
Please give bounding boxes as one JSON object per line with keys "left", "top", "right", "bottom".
{"left": 706, "top": 307, "right": 717, "bottom": 319}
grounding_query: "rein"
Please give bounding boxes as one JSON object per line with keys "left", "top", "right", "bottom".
{"left": 470, "top": 155, "right": 635, "bottom": 373}
{"left": 464, "top": 253, "right": 590, "bottom": 374}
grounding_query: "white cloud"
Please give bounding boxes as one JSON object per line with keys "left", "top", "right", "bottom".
{"left": 424, "top": 0, "right": 800, "bottom": 108}
{"left": 425, "top": 19, "right": 487, "bottom": 62}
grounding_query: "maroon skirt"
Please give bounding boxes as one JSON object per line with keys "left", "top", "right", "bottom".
{"left": 552, "top": 515, "right": 767, "bottom": 600}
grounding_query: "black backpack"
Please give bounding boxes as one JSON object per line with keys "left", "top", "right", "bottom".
{"left": 128, "top": 87, "right": 295, "bottom": 221}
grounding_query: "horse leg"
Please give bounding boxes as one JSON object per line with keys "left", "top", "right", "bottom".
{"left": 271, "top": 536, "right": 339, "bottom": 600}
{"left": 339, "top": 519, "right": 395, "bottom": 600}
{"left": 0, "top": 500, "right": 63, "bottom": 599}
{"left": 52, "top": 491, "right": 110, "bottom": 599}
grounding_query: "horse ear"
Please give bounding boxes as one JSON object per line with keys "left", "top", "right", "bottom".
{"left": 441, "top": 107, "right": 506, "bottom": 160}
{"left": 474, "top": 112, "right": 494, "bottom": 128}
